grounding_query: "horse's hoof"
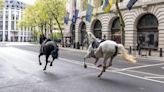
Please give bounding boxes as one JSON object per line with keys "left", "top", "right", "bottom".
{"left": 50, "top": 64, "right": 53, "bottom": 66}
{"left": 43, "top": 68, "right": 46, "bottom": 71}
{"left": 39, "top": 63, "right": 42, "bottom": 65}
{"left": 84, "top": 65, "right": 87, "bottom": 68}
{"left": 97, "top": 64, "right": 102, "bottom": 67}
{"left": 98, "top": 75, "right": 101, "bottom": 78}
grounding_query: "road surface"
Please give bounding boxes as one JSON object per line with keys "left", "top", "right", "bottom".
{"left": 0, "top": 42, "right": 164, "bottom": 92}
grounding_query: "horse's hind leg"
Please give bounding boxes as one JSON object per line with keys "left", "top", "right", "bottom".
{"left": 98, "top": 55, "right": 108, "bottom": 78}
{"left": 50, "top": 58, "right": 55, "bottom": 66}
{"left": 107, "top": 46, "right": 118, "bottom": 68}
{"left": 43, "top": 55, "right": 49, "bottom": 70}
{"left": 38, "top": 53, "right": 43, "bottom": 65}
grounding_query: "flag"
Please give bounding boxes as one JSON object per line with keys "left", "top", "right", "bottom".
{"left": 64, "top": 17, "right": 68, "bottom": 24}
{"left": 72, "top": 0, "right": 79, "bottom": 24}
{"left": 127, "top": 0, "right": 138, "bottom": 10}
{"left": 64, "top": 12, "right": 69, "bottom": 25}
{"left": 75, "top": 9, "right": 79, "bottom": 19}
{"left": 102, "top": 0, "right": 113, "bottom": 13}
{"left": 72, "top": 15, "right": 76, "bottom": 24}
{"left": 72, "top": 10, "right": 79, "bottom": 23}
{"left": 86, "top": 4, "right": 93, "bottom": 22}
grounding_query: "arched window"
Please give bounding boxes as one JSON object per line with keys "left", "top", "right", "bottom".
{"left": 137, "top": 14, "right": 158, "bottom": 49}
{"left": 93, "top": 20, "right": 102, "bottom": 39}
{"left": 80, "top": 22, "right": 86, "bottom": 44}
{"left": 111, "top": 17, "right": 121, "bottom": 43}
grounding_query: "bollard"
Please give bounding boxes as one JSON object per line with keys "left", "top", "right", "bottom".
{"left": 82, "top": 43, "right": 84, "bottom": 50}
{"left": 129, "top": 46, "right": 132, "bottom": 54}
{"left": 148, "top": 48, "right": 151, "bottom": 56}
{"left": 77, "top": 42, "right": 80, "bottom": 49}
{"left": 73, "top": 42, "right": 76, "bottom": 48}
{"left": 160, "top": 48, "right": 163, "bottom": 57}
{"left": 138, "top": 48, "right": 141, "bottom": 55}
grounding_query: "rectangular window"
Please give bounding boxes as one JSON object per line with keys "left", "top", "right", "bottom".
{"left": 0, "top": 13, "right": 3, "bottom": 20}
{"left": 11, "top": 11, "right": 15, "bottom": 20}
{"left": 11, "top": 21, "right": 15, "bottom": 30}
{"left": 5, "top": 21, "right": 8, "bottom": 30}
{"left": 16, "top": 21, "right": 18, "bottom": 30}
{"left": 5, "top": 11, "right": 8, "bottom": 20}
{"left": 0, "top": 21, "right": 3, "bottom": 30}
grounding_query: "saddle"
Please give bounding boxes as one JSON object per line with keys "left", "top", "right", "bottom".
{"left": 91, "top": 39, "right": 105, "bottom": 48}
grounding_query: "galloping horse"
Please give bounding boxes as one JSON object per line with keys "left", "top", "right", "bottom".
{"left": 84, "top": 32, "right": 136, "bottom": 77}
{"left": 39, "top": 35, "right": 59, "bottom": 70}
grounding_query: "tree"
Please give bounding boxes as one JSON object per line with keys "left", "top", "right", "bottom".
{"left": 43, "top": 0, "right": 66, "bottom": 46}
{"left": 115, "top": 0, "right": 125, "bottom": 45}
{"left": 18, "top": 0, "right": 66, "bottom": 44}
{"left": 0, "top": 0, "right": 3, "bottom": 10}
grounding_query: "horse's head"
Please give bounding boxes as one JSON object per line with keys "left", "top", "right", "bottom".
{"left": 87, "top": 32, "right": 101, "bottom": 44}
{"left": 51, "top": 44, "right": 59, "bottom": 59}
{"left": 39, "top": 34, "right": 46, "bottom": 44}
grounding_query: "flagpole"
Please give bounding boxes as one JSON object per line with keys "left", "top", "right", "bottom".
{"left": 115, "top": 0, "right": 125, "bottom": 46}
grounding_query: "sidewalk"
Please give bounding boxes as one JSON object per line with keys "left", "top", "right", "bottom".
{"left": 59, "top": 46, "right": 164, "bottom": 62}
{"left": 7, "top": 42, "right": 163, "bottom": 62}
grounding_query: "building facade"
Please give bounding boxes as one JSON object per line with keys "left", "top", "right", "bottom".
{"left": 64, "top": 0, "right": 164, "bottom": 50}
{"left": 0, "top": 0, "right": 32, "bottom": 42}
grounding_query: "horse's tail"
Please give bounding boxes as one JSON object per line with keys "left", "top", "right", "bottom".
{"left": 117, "top": 44, "right": 137, "bottom": 64}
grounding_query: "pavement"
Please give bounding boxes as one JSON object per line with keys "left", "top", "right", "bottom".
{"left": 60, "top": 46, "right": 164, "bottom": 62}
{"left": 3, "top": 42, "right": 164, "bottom": 62}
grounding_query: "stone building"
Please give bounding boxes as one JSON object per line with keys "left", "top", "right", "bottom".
{"left": 0, "top": 0, "right": 32, "bottom": 42}
{"left": 64, "top": 0, "right": 164, "bottom": 50}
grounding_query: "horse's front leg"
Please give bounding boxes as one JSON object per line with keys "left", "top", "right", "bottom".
{"left": 84, "top": 53, "right": 90, "bottom": 68}
{"left": 94, "top": 58, "right": 99, "bottom": 65}
{"left": 43, "top": 55, "right": 49, "bottom": 70}
{"left": 38, "top": 53, "right": 43, "bottom": 65}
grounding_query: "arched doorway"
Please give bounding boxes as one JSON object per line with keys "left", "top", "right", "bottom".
{"left": 111, "top": 17, "right": 121, "bottom": 43}
{"left": 70, "top": 23, "right": 75, "bottom": 45}
{"left": 93, "top": 20, "right": 102, "bottom": 39}
{"left": 137, "top": 14, "right": 159, "bottom": 49}
{"left": 80, "top": 22, "right": 86, "bottom": 45}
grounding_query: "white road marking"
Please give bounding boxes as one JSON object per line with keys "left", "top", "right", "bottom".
{"left": 122, "top": 69, "right": 164, "bottom": 77}
{"left": 113, "top": 71, "right": 164, "bottom": 84}
{"left": 161, "top": 67, "right": 164, "bottom": 69}
{"left": 144, "top": 76, "right": 164, "bottom": 79}
{"left": 59, "top": 58, "right": 164, "bottom": 84}
{"left": 9, "top": 47, "right": 164, "bottom": 84}
{"left": 117, "top": 63, "right": 164, "bottom": 71}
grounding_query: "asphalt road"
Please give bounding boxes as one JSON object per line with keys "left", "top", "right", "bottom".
{"left": 0, "top": 42, "right": 164, "bottom": 92}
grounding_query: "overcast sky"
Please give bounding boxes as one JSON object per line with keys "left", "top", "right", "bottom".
{"left": 17, "top": 0, "right": 36, "bottom": 5}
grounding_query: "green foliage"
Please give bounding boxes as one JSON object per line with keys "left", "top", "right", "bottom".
{"left": 53, "top": 32, "right": 62, "bottom": 39}
{"left": 18, "top": 0, "right": 66, "bottom": 43}
{"left": 0, "top": 0, "right": 3, "bottom": 10}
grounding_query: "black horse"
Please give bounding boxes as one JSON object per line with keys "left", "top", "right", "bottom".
{"left": 39, "top": 36, "right": 59, "bottom": 70}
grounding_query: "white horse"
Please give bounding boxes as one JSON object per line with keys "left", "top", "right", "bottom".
{"left": 84, "top": 32, "right": 136, "bottom": 78}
